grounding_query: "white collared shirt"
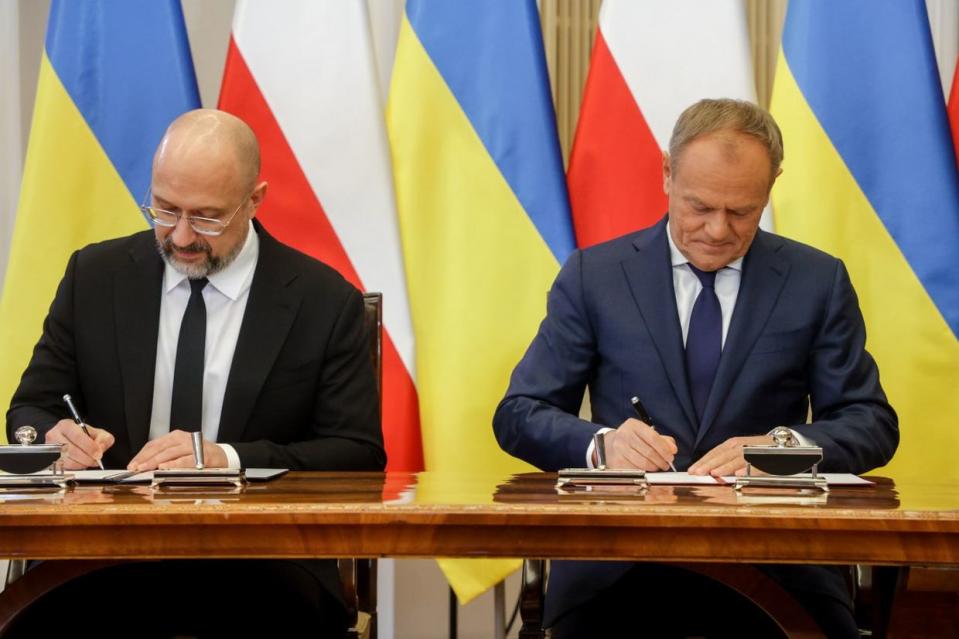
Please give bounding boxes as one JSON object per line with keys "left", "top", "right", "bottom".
{"left": 148, "top": 222, "right": 259, "bottom": 468}
{"left": 666, "top": 220, "right": 744, "bottom": 349}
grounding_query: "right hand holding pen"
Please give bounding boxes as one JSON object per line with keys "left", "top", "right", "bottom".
{"left": 45, "top": 419, "right": 114, "bottom": 469}
{"left": 602, "top": 418, "right": 677, "bottom": 470}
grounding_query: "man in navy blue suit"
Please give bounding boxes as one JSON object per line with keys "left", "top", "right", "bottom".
{"left": 494, "top": 99, "right": 898, "bottom": 638}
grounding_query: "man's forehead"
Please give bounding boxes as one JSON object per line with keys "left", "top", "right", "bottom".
{"left": 684, "top": 130, "right": 767, "bottom": 160}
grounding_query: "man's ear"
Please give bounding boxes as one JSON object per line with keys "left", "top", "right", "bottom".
{"left": 768, "top": 167, "right": 783, "bottom": 193}
{"left": 250, "top": 181, "right": 268, "bottom": 216}
{"left": 662, "top": 151, "right": 672, "bottom": 195}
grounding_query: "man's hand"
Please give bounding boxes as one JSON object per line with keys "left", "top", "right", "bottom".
{"left": 688, "top": 435, "right": 774, "bottom": 476}
{"left": 44, "top": 419, "right": 114, "bottom": 470}
{"left": 600, "top": 418, "right": 677, "bottom": 470}
{"left": 128, "top": 430, "right": 227, "bottom": 471}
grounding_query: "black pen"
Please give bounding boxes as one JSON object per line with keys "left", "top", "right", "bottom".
{"left": 630, "top": 396, "right": 677, "bottom": 472}
{"left": 62, "top": 393, "right": 105, "bottom": 470}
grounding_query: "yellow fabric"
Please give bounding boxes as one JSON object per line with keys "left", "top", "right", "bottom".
{"left": 771, "top": 56, "right": 959, "bottom": 481}
{"left": 388, "top": 17, "right": 562, "bottom": 601}
{"left": 0, "top": 54, "right": 146, "bottom": 440}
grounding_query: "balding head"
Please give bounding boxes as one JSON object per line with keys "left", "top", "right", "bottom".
{"left": 149, "top": 109, "right": 267, "bottom": 279}
{"left": 154, "top": 109, "right": 260, "bottom": 196}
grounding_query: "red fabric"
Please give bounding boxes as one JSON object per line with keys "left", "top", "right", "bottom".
{"left": 567, "top": 29, "right": 667, "bottom": 249}
{"left": 949, "top": 56, "right": 959, "bottom": 168}
{"left": 219, "top": 38, "right": 423, "bottom": 471}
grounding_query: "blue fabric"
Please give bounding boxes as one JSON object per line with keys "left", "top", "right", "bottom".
{"left": 782, "top": 0, "right": 959, "bottom": 338}
{"left": 685, "top": 265, "right": 721, "bottom": 422}
{"left": 405, "top": 0, "right": 575, "bottom": 264}
{"left": 493, "top": 216, "right": 898, "bottom": 624}
{"left": 45, "top": 0, "right": 201, "bottom": 205}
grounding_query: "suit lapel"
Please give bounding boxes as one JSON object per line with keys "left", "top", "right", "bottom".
{"left": 621, "top": 218, "right": 698, "bottom": 434}
{"left": 218, "top": 224, "right": 300, "bottom": 443}
{"left": 694, "top": 231, "right": 790, "bottom": 447}
{"left": 115, "top": 233, "right": 164, "bottom": 454}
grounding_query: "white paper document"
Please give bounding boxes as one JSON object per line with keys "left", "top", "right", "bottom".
{"left": 645, "top": 472, "right": 872, "bottom": 486}
{"left": 646, "top": 472, "right": 731, "bottom": 485}
{"left": 71, "top": 468, "right": 288, "bottom": 483}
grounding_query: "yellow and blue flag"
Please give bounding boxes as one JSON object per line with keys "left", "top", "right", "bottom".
{"left": 0, "top": 1, "right": 200, "bottom": 431}
{"left": 771, "top": 1, "right": 959, "bottom": 481}
{"left": 388, "top": 1, "right": 575, "bottom": 601}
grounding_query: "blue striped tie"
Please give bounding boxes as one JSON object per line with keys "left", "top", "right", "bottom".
{"left": 685, "top": 265, "right": 722, "bottom": 423}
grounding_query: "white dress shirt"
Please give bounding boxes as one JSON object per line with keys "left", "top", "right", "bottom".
{"left": 666, "top": 223, "right": 743, "bottom": 348}
{"left": 148, "top": 222, "right": 259, "bottom": 468}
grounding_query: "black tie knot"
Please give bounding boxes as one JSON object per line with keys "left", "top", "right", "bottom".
{"left": 189, "top": 277, "right": 209, "bottom": 295}
{"left": 687, "top": 264, "right": 717, "bottom": 289}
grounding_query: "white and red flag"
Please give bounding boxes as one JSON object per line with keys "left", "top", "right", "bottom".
{"left": 218, "top": 1, "right": 423, "bottom": 471}
{"left": 568, "top": 0, "right": 768, "bottom": 248}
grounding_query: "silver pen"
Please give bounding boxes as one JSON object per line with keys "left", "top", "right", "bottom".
{"left": 62, "top": 393, "right": 105, "bottom": 470}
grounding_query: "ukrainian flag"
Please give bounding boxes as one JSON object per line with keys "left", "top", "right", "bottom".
{"left": 388, "top": 1, "right": 575, "bottom": 601}
{"left": 0, "top": 0, "right": 200, "bottom": 434}
{"left": 771, "top": 1, "right": 959, "bottom": 481}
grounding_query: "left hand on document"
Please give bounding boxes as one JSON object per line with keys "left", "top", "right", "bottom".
{"left": 127, "top": 429, "right": 227, "bottom": 471}
{"left": 688, "top": 434, "right": 774, "bottom": 477}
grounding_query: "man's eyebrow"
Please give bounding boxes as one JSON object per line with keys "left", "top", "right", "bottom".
{"left": 152, "top": 196, "right": 224, "bottom": 214}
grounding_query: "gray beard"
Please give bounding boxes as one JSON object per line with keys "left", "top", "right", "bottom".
{"left": 156, "top": 234, "right": 244, "bottom": 279}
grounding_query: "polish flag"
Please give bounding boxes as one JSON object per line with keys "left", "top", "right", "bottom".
{"left": 568, "top": 0, "right": 767, "bottom": 248}
{"left": 219, "top": 1, "right": 423, "bottom": 471}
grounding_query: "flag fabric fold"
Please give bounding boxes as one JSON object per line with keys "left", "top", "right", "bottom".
{"left": 948, "top": 55, "right": 959, "bottom": 166}
{"left": 0, "top": 1, "right": 200, "bottom": 435}
{"left": 218, "top": 0, "right": 423, "bottom": 472}
{"left": 771, "top": 0, "right": 959, "bottom": 481}
{"left": 388, "top": 0, "right": 575, "bottom": 602}
{"left": 567, "top": 0, "right": 764, "bottom": 249}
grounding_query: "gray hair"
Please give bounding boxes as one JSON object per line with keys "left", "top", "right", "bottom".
{"left": 668, "top": 98, "right": 783, "bottom": 182}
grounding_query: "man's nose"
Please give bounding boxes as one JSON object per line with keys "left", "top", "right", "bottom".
{"left": 703, "top": 211, "right": 731, "bottom": 240}
{"left": 170, "top": 215, "right": 197, "bottom": 246}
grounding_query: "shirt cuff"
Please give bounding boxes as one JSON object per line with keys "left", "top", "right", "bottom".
{"left": 218, "top": 443, "right": 241, "bottom": 469}
{"left": 585, "top": 427, "right": 615, "bottom": 468}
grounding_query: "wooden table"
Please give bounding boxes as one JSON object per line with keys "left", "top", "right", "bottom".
{"left": 0, "top": 471, "right": 956, "bottom": 637}
{"left": 0, "top": 471, "right": 955, "bottom": 565}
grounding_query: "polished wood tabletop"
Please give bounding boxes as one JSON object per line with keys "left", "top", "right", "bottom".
{"left": 0, "top": 471, "right": 956, "bottom": 565}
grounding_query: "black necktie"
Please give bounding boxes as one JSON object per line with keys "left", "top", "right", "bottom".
{"left": 169, "top": 278, "right": 208, "bottom": 432}
{"left": 685, "top": 265, "right": 722, "bottom": 423}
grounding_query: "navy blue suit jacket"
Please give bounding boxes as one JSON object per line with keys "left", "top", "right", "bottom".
{"left": 493, "top": 216, "right": 898, "bottom": 624}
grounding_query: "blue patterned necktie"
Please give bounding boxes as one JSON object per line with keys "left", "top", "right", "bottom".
{"left": 685, "top": 264, "right": 722, "bottom": 423}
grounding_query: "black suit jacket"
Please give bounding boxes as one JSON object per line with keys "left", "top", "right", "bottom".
{"left": 7, "top": 222, "right": 385, "bottom": 610}
{"left": 8, "top": 221, "right": 384, "bottom": 472}
{"left": 494, "top": 216, "right": 898, "bottom": 625}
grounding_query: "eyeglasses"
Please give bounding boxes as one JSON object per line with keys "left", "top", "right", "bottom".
{"left": 140, "top": 190, "right": 249, "bottom": 237}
